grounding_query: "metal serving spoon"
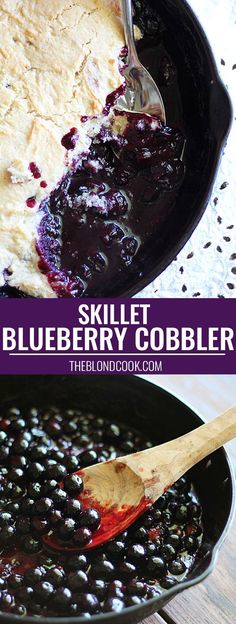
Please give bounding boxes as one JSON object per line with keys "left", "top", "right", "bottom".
{"left": 44, "top": 406, "right": 236, "bottom": 552}
{"left": 115, "top": 0, "right": 166, "bottom": 122}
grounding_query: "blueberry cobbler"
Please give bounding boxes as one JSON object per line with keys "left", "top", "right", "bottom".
{"left": 0, "top": 0, "right": 184, "bottom": 298}
{"left": 0, "top": 406, "right": 203, "bottom": 617}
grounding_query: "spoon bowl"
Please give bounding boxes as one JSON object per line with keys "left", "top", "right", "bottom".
{"left": 44, "top": 405, "right": 236, "bottom": 552}
{"left": 116, "top": 0, "right": 166, "bottom": 122}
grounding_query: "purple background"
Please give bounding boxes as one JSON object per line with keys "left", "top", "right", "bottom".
{"left": 0, "top": 299, "right": 235, "bottom": 375}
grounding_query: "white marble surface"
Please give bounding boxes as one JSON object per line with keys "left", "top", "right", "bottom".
{"left": 136, "top": 0, "right": 236, "bottom": 299}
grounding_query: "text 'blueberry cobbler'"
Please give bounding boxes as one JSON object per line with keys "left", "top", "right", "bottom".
{"left": 0, "top": 406, "right": 203, "bottom": 617}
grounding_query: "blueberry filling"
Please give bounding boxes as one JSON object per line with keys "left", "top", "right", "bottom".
{"left": 36, "top": 111, "right": 184, "bottom": 298}
{"left": 0, "top": 405, "right": 203, "bottom": 617}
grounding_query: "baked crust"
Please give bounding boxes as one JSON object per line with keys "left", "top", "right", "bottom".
{"left": 0, "top": 0, "right": 123, "bottom": 297}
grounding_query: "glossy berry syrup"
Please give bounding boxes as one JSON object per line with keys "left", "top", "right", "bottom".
{"left": 0, "top": 405, "right": 203, "bottom": 617}
{"left": 36, "top": 109, "right": 184, "bottom": 298}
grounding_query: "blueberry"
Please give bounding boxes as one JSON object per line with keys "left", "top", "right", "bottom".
{"left": 91, "top": 560, "right": 115, "bottom": 580}
{"left": 0, "top": 591, "right": 15, "bottom": 608}
{"left": 8, "top": 574, "right": 24, "bottom": 589}
{"left": 50, "top": 509, "right": 63, "bottom": 526}
{"left": 67, "top": 570, "right": 88, "bottom": 591}
{"left": 27, "top": 462, "right": 45, "bottom": 481}
{"left": 52, "top": 587, "right": 72, "bottom": 611}
{"left": 175, "top": 477, "right": 188, "bottom": 492}
{"left": 133, "top": 526, "right": 148, "bottom": 542}
{"left": 169, "top": 560, "right": 186, "bottom": 575}
{"left": 64, "top": 498, "right": 82, "bottom": 518}
{"left": 3, "top": 482, "right": 23, "bottom": 499}
{"left": 5, "top": 501, "right": 20, "bottom": 515}
{"left": 15, "top": 586, "right": 33, "bottom": 604}
{"left": 146, "top": 541, "right": 158, "bottom": 556}
{"left": 167, "top": 533, "right": 181, "bottom": 549}
{"left": 175, "top": 505, "right": 188, "bottom": 522}
{"left": 34, "top": 497, "right": 53, "bottom": 516}
{"left": 0, "top": 447, "right": 10, "bottom": 463}
{"left": 104, "top": 597, "right": 124, "bottom": 612}
{"left": 66, "top": 554, "right": 88, "bottom": 572}
{"left": 100, "top": 222, "right": 124, "bottom": 247}
{"left": 16, "top": 516, "right": 31, "bottom": 535}
{"left": 35, "top": 581, "right": 54, "bottom": 602}
{"left": 80, "top": 508, "right": 101, "bottom": 531}
{"left": 45, "top": 568, "right": 65, "bottom": 587}
{"left": 50, "top": 450, "right": 65, "bottom": 462}
{"left": 73, "top": 527, "right": 92, "bottom": 547}
{"left": 159, "top": 544, "right": 176, "bottom": 562}
{"left": 187, "top": 502, "right": 202, "bottom": 520}
{"left": 27, "top": 482, "right": 42, "bottom": 499}
{"left": 12, "top": 605, "right": 27, "bottom": 616}
{"left": 156, "top": 495, "right": 168, "bottom": 510}
{"left": 59, "top": 518, "right": 76, "bottom": 540}
{"left": 143, "top": 514, "right": 154, "bottom": 528}
{"left": 22, "top": 536, "right": 41, "bottom": 553}
{"left": 90, "top": 579, "right": 107, "bottom": 599}
{"left": 77, "top": 593, "right": 99, "bottom": 614}
{"left": 9, "top": 418, "right": 26, "bottom": 432}
{"left": 0, "top": 525, "right": 16, "bottom": 545}
{"left": 21, "top": 497, "right": 35, "bottom": 516}
{"left": 31, "top": 517, "right": 49, "bottom": 534}
{"left": 106, "top": 540, "right": 126, "bottom": 559}
{"left": 64, "top": 474, "right": 83, "bottom": 495}
{"left": 30, "top": 445, "right": 48, "bottom": 461}
{"left": 0, "top": 512, "right": 13, "bottom": 526}
{"left": 80, "top": 449, "right": 98, "bottom": 467}
{"left": 105, "top": 423, "right": 120, "bottom": 440}
{"left": 46, "top": 463, "right": 67, "bottom": 481}
{"left": 107, "top": 580, "right": 123, "bottom": 595}
{"left": 160, "top": 576, "right": 177, "bottom": 589}
{"left": 162, "top": 510, "right": 172, "bottom": 525}
{"left": 52, "top": 488, "right": 67, "bottom": 507}
{"left": 25, "top": 567, "right": 45, "bottom": 585}
{"left": 63, "top": 421, "right": 78, "bottom": 434}
{"left": 146, "top": 556, "right": 166, "bottom": 578}
{"left": 125, "top": 595, "right": 143, "bottom": 606}
{"left": 120, "top": 440, "right": 134, "bottom": 453}
{"left": 117, "top": 561, "right": 136, "bottom": 579}
{"left": 65, "top": 455, "right": 80, "bottom": 473}
{"left": 12, "top": 437, "right": 29, "bottom": 454}
{"left": 127, "top": 543, "right": 146, "bottom": 562}
{"left": 184, "top": 535, "right": 198, "bottom": 553}
{"left": 45, "top": 420, "right": 62, "bottom": 439}
{"left": 42, "top": 480, "right": 57, "bottom": 495}
{"left": 10, "top": 455, "right": 27, "bottom": 469}
{"left": 126, "top": 579, "right": 146, "bottom": 596}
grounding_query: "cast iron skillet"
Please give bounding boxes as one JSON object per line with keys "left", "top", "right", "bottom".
{"left": 0, "top": 0, "right": 232, "bottom": 298}
{"left": 0, "top": 375, "right": 234, "bottom": 623}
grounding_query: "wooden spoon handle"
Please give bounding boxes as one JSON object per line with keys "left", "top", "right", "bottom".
{"left": 123, "top": 406, "right": 236, "bottom": 502}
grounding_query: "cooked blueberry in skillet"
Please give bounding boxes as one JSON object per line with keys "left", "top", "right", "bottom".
{"left": 0, "top": 404, "right": 203, "bottom": 617}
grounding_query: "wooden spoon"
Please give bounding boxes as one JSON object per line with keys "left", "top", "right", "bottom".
{"left": 44, "top": 406, "right": 236, "bottom": 552}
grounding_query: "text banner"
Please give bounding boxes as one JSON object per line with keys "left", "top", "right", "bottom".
{"left": 0, "top": 299, "right": 235, "bottom": 375}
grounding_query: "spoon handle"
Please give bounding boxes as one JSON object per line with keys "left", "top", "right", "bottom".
{"left": 121, "top": 0, "right": 139, "bottom": 64}
{"left": 123, "top": 406, "right": 236, "bottom": 501}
